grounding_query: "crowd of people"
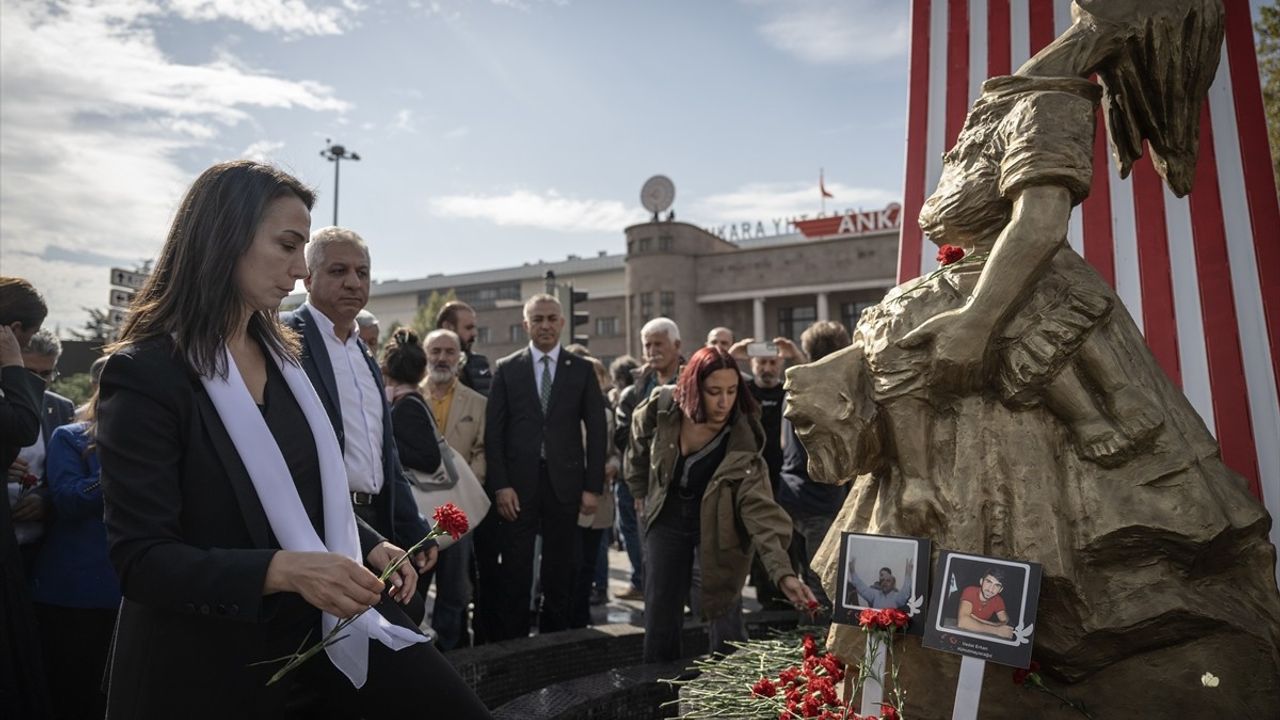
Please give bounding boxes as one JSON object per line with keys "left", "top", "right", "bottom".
{"left": 1, "top": 159, "right": 855, "bottom": 719}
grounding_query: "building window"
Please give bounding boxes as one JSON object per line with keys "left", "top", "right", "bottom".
{"left": 637, "top": 237, "right": 652, "bottom": 253}
{"left": 595, "top": 316, "right": 619, "bottom": 337}
{"left": 658, "top": 235, "right": 673, "bottom": 252}
{"left": 841, "top": 301, "right": 877, "bottom": 331}
{"left": 659, "top": 291, "right": 675, "bottom": 318}
{"left": 777, "top": 305, "right": 816, "bottom": 342}
{"left": 639, "top": 292, "right": 654, "bottom": 321}
{"left": 476, "top": 326, "right": 491, "bottom": 345}
{"left": 509, "top": 323, "right": 524, "bottom": 342}
{"left": 455, "top": 282, "right": 521, "bottom": 310}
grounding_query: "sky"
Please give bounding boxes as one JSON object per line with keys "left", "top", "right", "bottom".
{"left": 0, "top": 0, "right": 911, "bottom": 334}
{"left": 1, "top": 0, "right": 1268, "bottom": 335}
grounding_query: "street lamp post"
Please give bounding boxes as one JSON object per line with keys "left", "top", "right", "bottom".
{"left": 320, "top": 139, "right": 361, "bottom": 226}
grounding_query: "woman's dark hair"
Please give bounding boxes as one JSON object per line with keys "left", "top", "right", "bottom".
{"left": 673, "top": 346, "right": 758, "bottom": 423}
{"left": 110, "top": 160, "right": 314, "bottom": 377}
{"left": 800, "top": 320, "right": 851, "bottom": 363}
{"left": 610, "top": 354, "right": 640, "bottom": 390}
{"left": 382, "top": 329, "right": 427, "bottom": 386}
{"left": 0, "top": 276, "right": 48, "bottom": 332}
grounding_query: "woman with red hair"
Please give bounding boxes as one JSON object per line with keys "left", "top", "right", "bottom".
{"left": 624, "top": 346, "right": 815, "bottom": 662}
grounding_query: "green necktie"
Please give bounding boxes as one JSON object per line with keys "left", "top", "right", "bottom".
{"left": 539, "top": 355, "right": 553, "bottom": 412}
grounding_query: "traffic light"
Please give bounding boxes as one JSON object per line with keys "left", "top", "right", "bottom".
{"left": 568, "top": 285, "right": 590, "bottom": 347}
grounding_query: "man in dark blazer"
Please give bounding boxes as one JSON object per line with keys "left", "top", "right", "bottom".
{"left": 281, "top": 228, "right": 436, "bottom": 610}
{"left": 482, "top": 293, "right": 607, "bottom": 639}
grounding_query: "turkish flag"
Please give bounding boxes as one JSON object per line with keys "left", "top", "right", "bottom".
{"left": 820, "top": 169, "right": 834, "bottom": 199}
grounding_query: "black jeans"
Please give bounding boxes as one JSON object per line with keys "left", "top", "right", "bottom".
{"left": 642, "top": 498, "right": 746, "bottom": 663}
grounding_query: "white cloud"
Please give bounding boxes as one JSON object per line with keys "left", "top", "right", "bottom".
{"left": 391, "top": 108, "right": 417, "bottom": 133}
{"left": 242, "top": 139, "right": 286, "bottom": 162}
{"left": 428, "top": 189, "right": 646, "bottom": 233}
{"left": 692, "top": 181, "right": 898, "bottom": 224}
{"left": 0, "top": 0, "right": 351, "bottom": 331}
{"left": 442, "top": 125, "right": 470, "bottom": 140}
{"left": 748, "top": 0, "right": 908, "bottom": 65}
{"left": 166, "top": 0, "right": 357, "bottom": 37}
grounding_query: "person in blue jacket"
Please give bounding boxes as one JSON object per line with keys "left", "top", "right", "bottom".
{"left": 30, "top": 356, "right": 119, "bottom": 720}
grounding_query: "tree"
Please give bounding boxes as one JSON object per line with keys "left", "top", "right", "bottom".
{"left": 69, "top": 307, "right": 117, "bottom": 345}
{"left": 411, "top": 289, "right": 457, "bottom": 338}
{"left": 1258, "top": 2, "right": 1280, "bottom": 189}
{"left": 51, "top": 373, "right": 95, "bottom": 408}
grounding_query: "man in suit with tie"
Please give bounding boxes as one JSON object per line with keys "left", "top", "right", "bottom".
{"left": 484, "top": 293, "right": 607, "bottom": 639}
{"left": 281, "top": 227, "right": 436, "bottom": 623}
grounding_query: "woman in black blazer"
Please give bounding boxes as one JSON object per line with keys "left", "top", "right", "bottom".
{"left": 96, "top": 161, "right": 489, "bottom": 719}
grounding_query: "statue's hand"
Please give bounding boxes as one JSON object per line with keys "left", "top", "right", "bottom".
{"left": 897, "top": 307, "right": 991, "bottom": 393}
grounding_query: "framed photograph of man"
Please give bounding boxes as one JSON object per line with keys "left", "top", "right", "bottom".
{"left": 921, "top": 550, "right": 1042, "bottom": 668}
{"left": 832, "top": 532, "right": 931, "bottom": 635}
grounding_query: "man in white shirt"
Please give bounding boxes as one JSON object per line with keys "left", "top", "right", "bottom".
{"left": 282, "top": 227, "right": 436, "bottom": 622}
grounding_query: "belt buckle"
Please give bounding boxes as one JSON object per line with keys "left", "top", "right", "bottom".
{"left": 351, "top": 491, "right": 374, "bottom": 506}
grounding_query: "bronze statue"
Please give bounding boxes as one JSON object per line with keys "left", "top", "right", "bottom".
{"left": 786, "top": 1, "right": 1280, "bottom": 716}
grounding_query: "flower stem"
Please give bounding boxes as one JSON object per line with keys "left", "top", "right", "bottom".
{"left": 256, "top": 526, "right": 444, "bottom": 685}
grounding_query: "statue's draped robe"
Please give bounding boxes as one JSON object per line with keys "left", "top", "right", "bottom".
{"left": 810, "top": 76, "right": 1280, "bottom": 719}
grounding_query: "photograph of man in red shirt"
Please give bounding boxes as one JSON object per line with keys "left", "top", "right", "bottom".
{"left": 953, "top": 567, "right": 1014, "bottom": 640}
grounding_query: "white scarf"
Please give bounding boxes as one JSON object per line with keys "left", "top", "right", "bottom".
{"left": 199, "top": 346, "right": 426, "bottom": 688}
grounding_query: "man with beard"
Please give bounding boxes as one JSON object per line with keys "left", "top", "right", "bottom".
{"left": 417, "top": 328, "right": 486, "bottom": 649}
{"left": 740, "top": 339, "right": 807, "bottom": 609}
{"left": 437, "top": 301, "right": 491, "bottom": 397}
{"left": 846, "top": 556, "right": 913, "bottom": 612}
{"left": 955, "top": 568, "right": 1015, "bottom": 640}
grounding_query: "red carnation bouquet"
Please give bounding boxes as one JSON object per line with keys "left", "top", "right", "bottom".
{"left": 668, "top": 623, "right": 910, "bottom": 720}
{"left": 254, "top": 503, "right": 468, "bottom": 685}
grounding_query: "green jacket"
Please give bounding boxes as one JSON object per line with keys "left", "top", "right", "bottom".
{"left": 624, "top": 386, "right": 794, "bottom": 619}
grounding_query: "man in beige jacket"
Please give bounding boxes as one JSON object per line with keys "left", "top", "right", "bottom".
{"left": 419, "top": 329, "right": 486, "bottom": 649}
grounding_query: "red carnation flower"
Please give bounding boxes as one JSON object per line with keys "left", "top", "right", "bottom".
{"left": 882, "top": 608, "right": 909, "bottom": 629}
{"left": 432, "top": 503, "right": 469, "bottom": 540}
{"left": 817, "top": 682, "right": 838, "bottom": 705}
{"left": 779, "top": 666, "right": 802, "bottom": 687}
{"left": 801, "top": 695, "right": 822, "bottom": 717}
{"left": 858, "top": 608, "right": 879, "bottom": 628}
{"left": 20, "top": 473, "right": 38, "bottom": 490}
{"left": 880, "top": 704, "right": 899, "bottom": 720}
{"left": 937, "top": 244, "right": 965, "bottom": 266}
{"left": 818, "top": 654, "right": 844, "bottom": 681}
{"left": 802, "top": 633, "right": 819, "bottom": 659}
{"left": 752, "top": 677, "right": 778, "bottom": 698}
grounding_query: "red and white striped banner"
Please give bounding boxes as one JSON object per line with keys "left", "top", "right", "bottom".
{"left": 897, "top": 0, "right": 1280, "bottom": 551}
